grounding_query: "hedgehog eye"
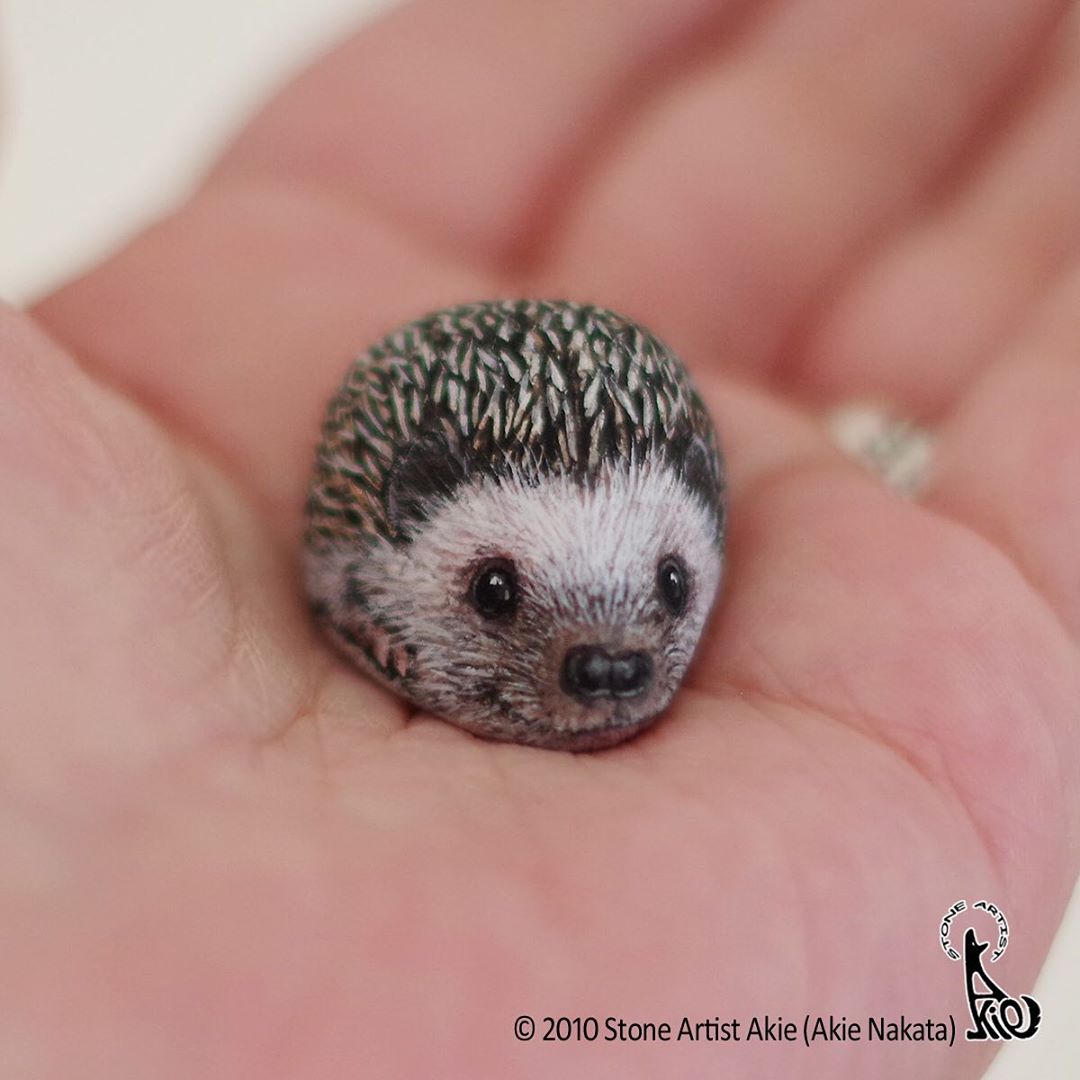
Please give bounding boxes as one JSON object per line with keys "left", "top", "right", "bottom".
{"left": 657, "top": 555, "right": 689, "bottom": 616}
{"left": 470, "top": 559, "right": 519, "bottom": 619}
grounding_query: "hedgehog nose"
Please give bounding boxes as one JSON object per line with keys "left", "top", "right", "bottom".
{"left": 560, "top": 646, "right": 653, "bottom": 702}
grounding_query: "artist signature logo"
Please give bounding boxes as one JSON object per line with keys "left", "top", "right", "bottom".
{"left": 940, "top": 900, "right": 1041, "bottom": 1041}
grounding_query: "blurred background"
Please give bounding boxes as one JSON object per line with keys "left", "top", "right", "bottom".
{"left": 0, "top": 2, "right": 1075, "bottom": 1076}
{"left": 0, "top": 0, "right": 396, "bottom": 300}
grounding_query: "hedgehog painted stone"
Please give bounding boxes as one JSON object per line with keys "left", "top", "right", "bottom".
{"left": 304, "top": 299, "right": 726, "bottom": 751}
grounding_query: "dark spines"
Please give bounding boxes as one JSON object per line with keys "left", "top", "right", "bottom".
{"left": 306, "top": 300, "right": 724, "bottom": 550}
{"left": 672, "top": 433, "right": 727, "bottom": 539}
{"left": 384, "top": 430, "right": 471, "bottom": 539}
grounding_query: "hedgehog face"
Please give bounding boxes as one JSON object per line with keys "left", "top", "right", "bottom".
{"left": 313, "top": 459, "right": 722, "bottom": 750}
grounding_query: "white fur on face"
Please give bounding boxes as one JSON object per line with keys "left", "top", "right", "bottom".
{"left": 306, "top": 460, "right": 723, "bottom": 749}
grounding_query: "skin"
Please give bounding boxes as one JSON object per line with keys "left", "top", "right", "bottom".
{"left": 2, "top": 1, "right": 1079, "bottom": 1076}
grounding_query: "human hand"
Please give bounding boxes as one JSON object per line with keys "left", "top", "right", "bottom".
{"left": 3, "top": 1, "right": 1079, "bottom": 1077}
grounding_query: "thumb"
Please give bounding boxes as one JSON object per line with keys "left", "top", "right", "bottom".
{"left": 0, "top": 304, "right": 303, "bottom": 799}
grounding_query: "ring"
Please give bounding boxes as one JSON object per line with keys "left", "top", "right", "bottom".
{"left": 826, "top": 401, "right": 935, "bottom": 498}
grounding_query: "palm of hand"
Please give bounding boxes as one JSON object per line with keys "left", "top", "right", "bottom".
{"left": 3, "top": 3, "right": 1079, "bottom": 1077}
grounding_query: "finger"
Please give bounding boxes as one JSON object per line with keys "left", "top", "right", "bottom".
{"left": 539, "top": 0, "right": 1069, "bottom": 373}
{"left": 214, "top": 0, "right": 749, "bottom": 267}
{"left": 797, "top": 24, "right": 1080, "bottom": 414}
{"left": 700, "top": 371, "right": 845, "bottom": 501}
{"left": 928, "top": 258, "right": 1080, "bottom": 641}
{"left": 36, "top": 185, "right": 494, "bottom": 528}
{"left": 0, "top": 306, "right": 311, "bottom": 794}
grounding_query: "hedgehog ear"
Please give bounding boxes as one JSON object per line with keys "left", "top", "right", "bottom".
{"left": 385, "top": 430, "right": 470, "bottom": 538}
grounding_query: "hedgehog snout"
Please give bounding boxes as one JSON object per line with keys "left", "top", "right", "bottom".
{"left": 559, "top": 645, "right": 653, "bottom": 703}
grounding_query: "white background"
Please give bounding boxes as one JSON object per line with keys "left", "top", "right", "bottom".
{"left": 0, "top": 2, "right": 1075, "bottom": 1076}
